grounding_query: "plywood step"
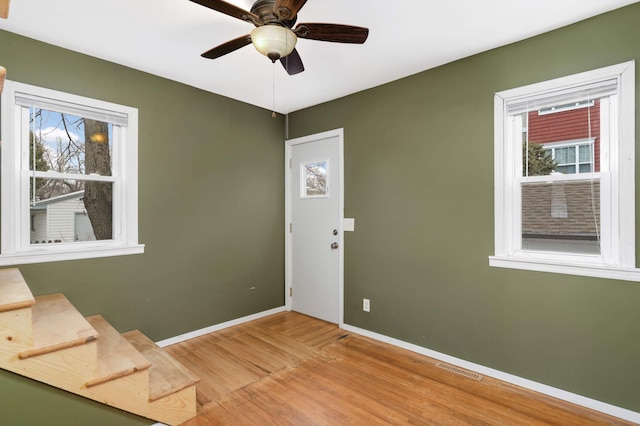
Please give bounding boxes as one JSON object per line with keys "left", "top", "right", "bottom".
{"left": 123, "top": 330, "right": 199, "bottom": 401}
{"left": 85, "top": 315, "right": 152, "bottom": 387}
{"left": 19, "top": 293, "right": 98, "bottom": 359}
{"left": 0, "top": 268, "right": 35, "bottom": 313}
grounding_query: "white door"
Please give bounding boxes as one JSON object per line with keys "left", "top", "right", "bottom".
{"left": 286, "top": 129, "right": 343, "bottom": 325}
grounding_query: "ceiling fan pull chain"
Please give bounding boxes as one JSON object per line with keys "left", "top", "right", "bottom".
{"left": 272, "top": 61, "right": 276, "bottom": 118}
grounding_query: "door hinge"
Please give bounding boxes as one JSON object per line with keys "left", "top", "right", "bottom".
{"left": 289, "top": 288, "right": 292, "bottom": 297}
{"left": 289, "top": 223, "right": 293, "bottom": 233}
{"left": 289, "top": 158, "right": 292, "bottom": 168}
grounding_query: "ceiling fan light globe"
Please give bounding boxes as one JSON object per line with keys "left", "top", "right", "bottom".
{"left": 251, "top": 25, "right": 297, "bottom": 62}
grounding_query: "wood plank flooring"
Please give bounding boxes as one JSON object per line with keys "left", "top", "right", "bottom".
{"left": 164, "top": 312, "right": 634, "bottom": 425}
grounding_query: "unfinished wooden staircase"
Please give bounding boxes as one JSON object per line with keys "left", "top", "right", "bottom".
{"left": 0, "top": 268, "right": 199, "bottom": 425}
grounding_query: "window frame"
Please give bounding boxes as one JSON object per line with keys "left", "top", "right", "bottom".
{"left": 490, "top": 61, "right": 638, "bottom": 281}
{"left": 1, "top": 80, "right": 144, "bottom": 265}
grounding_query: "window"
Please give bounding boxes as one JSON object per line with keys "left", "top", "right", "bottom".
{"left": 301, "top": 160, "right": 329, "bottom": 198}
{"left": 1, "top": 81, "right": 144, "bottom": 265}
{"left": 491, "top": 61, "right": 638, "bottom": 281}
{"left": 543, "top": 140, "right": 594, "bottom": 174}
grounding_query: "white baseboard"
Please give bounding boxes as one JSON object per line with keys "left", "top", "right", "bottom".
{"left": 343, "top": 324, "right": 640, "bottom": 424}
{"left": 155, "top": 306, "right": 286, "bottom": 348}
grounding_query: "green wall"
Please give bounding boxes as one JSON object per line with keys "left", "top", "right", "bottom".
{"left": 0, "top": 31, "right": 285, "bottom": 424}
{"left": 289, "top": 3, "right": 640, "bottom": 414}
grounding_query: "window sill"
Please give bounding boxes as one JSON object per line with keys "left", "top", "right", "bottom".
{"left": 0, "top": 244, "right": 145, "bottom": 266}
{"left": 489, "top": 256, "right": 640, "bottom": 282}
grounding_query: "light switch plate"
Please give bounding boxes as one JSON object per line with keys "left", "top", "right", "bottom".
{"left": 344, "top": 218, "right": 355, "bottom": 232}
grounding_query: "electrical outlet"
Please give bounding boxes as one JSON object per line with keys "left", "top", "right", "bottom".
{"left": 363, "top": 298, "right": 370, "bottom": 312}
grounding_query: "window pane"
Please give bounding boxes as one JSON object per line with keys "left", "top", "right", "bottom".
{"left": 29, "top": 107, "right": 113, "bottom": 176}
{"left": 555, "top": 147, "right": 575, "bottom": 164}
{"left": 521, "top": 180, "right": 600, "bottom": 254}
{"left": 30, "top": 178, "right": 112, "bottom": 244}
{"left": 526, "top": 99, "right": 601, "bottom": 176}
{"left": 579, "top": 145, "right": 592, "bottom": 162}
{"left": 579, "top": 164, "right": 592, "bottom": 173}
{"left": 557, "top": 165, "right": 576, "bottom": 174}
{"left": 303, "top": 161, "right": 328, "bottom": 196}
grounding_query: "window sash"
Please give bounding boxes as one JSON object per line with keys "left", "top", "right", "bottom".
{"left": 509, "top": 99, "right": 610, "bottom": 264}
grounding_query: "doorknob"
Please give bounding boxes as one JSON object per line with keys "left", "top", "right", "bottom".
{"left": 331, "top": 242, "right": 339, "bottom": 250}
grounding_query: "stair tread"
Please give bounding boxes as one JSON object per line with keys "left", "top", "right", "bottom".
{"left": 85, "top": 315, "right": 152, "bottom": 387}
{"left": 0, "top": 268, "right": 35, "bottom": 312}
{"left": 19, "top": 293, "right": 98, "bottom": 359}
{"left": 122, "top": 330, "right": 199, "bottom": 402}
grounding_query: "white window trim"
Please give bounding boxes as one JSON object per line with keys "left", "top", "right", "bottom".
{"left": 0, "top": 80, "right": 144, "bottom": 266}
{"left": 490, "top": 61, "right": 638, "bottom": 281}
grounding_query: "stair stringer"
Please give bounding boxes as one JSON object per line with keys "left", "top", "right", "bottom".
{"left": 0, "top": 343, "right": 196, "bottom": 425}
{"left": 0, "top": 269, "right": 198, "bottom": 426}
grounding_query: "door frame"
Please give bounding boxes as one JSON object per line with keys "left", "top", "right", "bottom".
{"left": 285, "top": 128, "right": 345, "bottom": 327}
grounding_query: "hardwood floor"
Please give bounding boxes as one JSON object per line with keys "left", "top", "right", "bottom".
{"left": 164, "top": 312, "right": 633, "bottom": 425}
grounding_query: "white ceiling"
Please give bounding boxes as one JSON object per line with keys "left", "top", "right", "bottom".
{"left": 0, "top": 0, "right": 637, "bottom": 113}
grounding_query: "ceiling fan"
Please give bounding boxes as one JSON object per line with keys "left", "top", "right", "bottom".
{"left": 190, "top": 0, "right": 369, "bottom": 75}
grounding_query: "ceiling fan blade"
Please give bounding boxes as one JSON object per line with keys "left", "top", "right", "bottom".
{"left": 190, "top": 0, "right": 259, "bottom": 25}
{"left": 0, "top": 0, "right": 10, "bottom": 19}
{"left": 294, "top": 23, "right": 369, "bottom": 44}
{"left": 201, "top": 34, "right": 252, "bottom": 59}
{"left": 280, "top": 49, "right": 304, "bottom": 75}
{"left": 273, "top": 0, "right": 307, "bottom": 21}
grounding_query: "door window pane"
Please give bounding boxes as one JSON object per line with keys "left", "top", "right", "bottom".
{"left": 302, "top": 161, "right": 328, "bottom": 197}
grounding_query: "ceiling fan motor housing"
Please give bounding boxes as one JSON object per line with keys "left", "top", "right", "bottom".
{"left": 250, "top": 0, "right": 296, "bottom": 26}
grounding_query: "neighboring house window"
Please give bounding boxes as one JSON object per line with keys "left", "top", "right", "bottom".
{"left": 491, "top": 61, "right": 637, "bottom": 281}
{"left": 543, "top": 139, "right": 595, "bottom": 174}
{"left": 1, "top": 81, "right": 144, "bottom": 265}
